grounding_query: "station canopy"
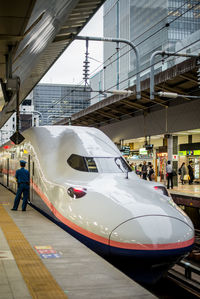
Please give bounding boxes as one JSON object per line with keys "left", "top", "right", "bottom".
{"left": 56, "top": 57, "right": 199, "bottom": 127}
{"left": 0, "top": 0, "right": 105, "bottom": 128}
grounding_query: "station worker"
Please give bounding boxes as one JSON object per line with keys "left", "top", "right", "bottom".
{"left": 11, "top": 160, "right": 30, "bottom": 211}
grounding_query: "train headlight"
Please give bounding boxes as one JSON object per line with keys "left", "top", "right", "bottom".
{"left": 67, "top": 187, "right": 87, "bottom": 198}
{"left": 154, "top": 186, "right": 169, "bottom": 197}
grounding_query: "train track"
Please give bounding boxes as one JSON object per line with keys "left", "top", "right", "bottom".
{"left": 167, "top": 260, "right": 200, "bottom": 298}
{"left": 194, "top": 229, "right": 200, "bottom": 250}
{"left": 166, "top": 230, "right": 200, "bottom": 299}
{"left": 147, "top": 230, "right": 200, "bottom": 298}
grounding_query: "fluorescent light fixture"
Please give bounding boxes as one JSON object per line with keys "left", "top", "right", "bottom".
{"left": 107, "top": 89, "right": 134, "bottom": 96}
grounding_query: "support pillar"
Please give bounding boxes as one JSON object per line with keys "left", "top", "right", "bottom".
{"left": 173, "top": 136, "right": 178, "bottom": 186}
{"left": 167, "top": 135, "right": 173, "bottom": 163}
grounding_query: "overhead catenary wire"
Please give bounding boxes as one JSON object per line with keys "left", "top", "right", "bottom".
{"left": 50, "top": 0, "right": 200, "bottom": 113}
{"left": 88, "top": 0, "right": 196, "bottom": 80}
{"left": 50, "top": 0, "right": 195, "bottom": 109}
{"left": 88, "top": 36, "right": 200, "bottom": 104}
{"left": 95, "top": 0, "right": 200, "bottom": 80}
{"left": 52, "top": 33, "right": 199, "bottom": 114}
{"left": 82, "top": 0, "right": 200, "bottom": 101}
{"left": 91, "top": 1, "right": 200, "bottom": 100}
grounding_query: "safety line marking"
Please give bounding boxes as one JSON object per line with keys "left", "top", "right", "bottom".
{"left": 0, "top": 205, "right": 68, "bottom": 298}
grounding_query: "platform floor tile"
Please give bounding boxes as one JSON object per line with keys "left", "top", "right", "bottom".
{"left": 0, "top": 203, "right": 67, "bottom": 298}
{"left": 0, "top": 184, "right": 155, "bottom": 299}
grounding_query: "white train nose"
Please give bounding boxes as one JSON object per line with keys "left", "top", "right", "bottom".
{"left": 109, "top": 216, "right": 194, "bottom": 251}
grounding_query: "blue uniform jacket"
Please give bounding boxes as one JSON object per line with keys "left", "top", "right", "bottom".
{"left": 15, "top": 168, "right": 30, "bottom": 183}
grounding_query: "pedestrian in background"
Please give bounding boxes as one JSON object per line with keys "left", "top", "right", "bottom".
{"left": 136, "top": 163, "right": 142, "bottom": 177}
{"left": 11, "top": 160, "right": 30, "bottom": 211}
{"left": 148, "top": 165, "right": 154, "bottom": 181}
{"left": 188, "top": 161, "right": 194, "bottom": 185}
{"left": 166, "top": 160, "right": 173, "bottom": 189}
{"left": 142, "top": 161, "right": 148, "bottom": 180}
{"left": 180, "top": 162, "right": 187, "bottom": 185}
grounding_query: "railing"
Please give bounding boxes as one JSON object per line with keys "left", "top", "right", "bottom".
{"left": 178, "top": 260, "right": 200, "bottom": 279}
{"left": 168, "top": 259, "right": 200, "bottom": 297}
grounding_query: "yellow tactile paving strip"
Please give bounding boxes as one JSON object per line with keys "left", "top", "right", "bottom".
{"left": 0, "top": 205, "right": 68, "bottom": 299}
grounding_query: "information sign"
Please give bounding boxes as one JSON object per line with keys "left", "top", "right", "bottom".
{"left": 187, "top": 150, "right": 194, "bottom": 156}
{"left": 122, "top": 146, "right": 130, "bottom": 155}
{"left": 178, "top": 151, "right": 187, "bottom": 156}
{"left": 40, "top": 253, "right": 61, "bottom": 259}
{"left": 173, "top": 155, "right": 178, "bottom": 161}
{"left": 34, "top": 246, "right": 52, "bottom": 250}
{"left": 179, "top": 150, "right": 200, "bottom": 156}
{"left": 34, "top": 245, "right": 62, "bottom": 259}
{"left": 36, "top": 249, "right": 57, "bottom": 254}
{"left": 194, "top": 150, "right": 200, "bottom": 155}
{"left": 139, "top": 148, "right": 147, "bottom": 155}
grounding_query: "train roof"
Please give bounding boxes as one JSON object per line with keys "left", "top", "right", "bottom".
{"left": 22, "top": 126, "right": 121, "bottom": 158}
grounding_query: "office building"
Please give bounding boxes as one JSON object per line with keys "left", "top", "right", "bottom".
{"left": 91, "top": 0, "right": 200, "bottom": 101}
{"left": 0, "top": 92, "right": 39, "bottom": 145}
{"left": 33, "top": 83, "right": 91, "bottom": 125}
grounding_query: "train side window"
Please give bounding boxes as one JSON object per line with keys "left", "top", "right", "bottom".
{"left": 67, "top": 154, "right": 88, "bottom": 172}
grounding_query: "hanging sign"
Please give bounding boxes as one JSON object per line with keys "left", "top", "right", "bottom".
{"left": 173, "top": 155, "right": 178, "bottom": 161}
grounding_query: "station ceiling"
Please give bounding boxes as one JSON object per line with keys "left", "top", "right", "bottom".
{"left": 56, "top": 57, "right": 200, "bottom": 128}
{"left": 125, "top": 129, "right": 200, "bottom": 145}
{"left": 0, "top": 0, "right": 105, "bottom": 128}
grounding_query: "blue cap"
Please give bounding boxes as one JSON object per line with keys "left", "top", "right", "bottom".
{"left": 20, "top": 160, "right": 27, "bottom": 164}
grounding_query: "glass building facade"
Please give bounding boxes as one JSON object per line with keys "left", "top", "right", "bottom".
{"left": 33, "top": 84, "right": 90, "bottom": 125}
{"left": 129, "top": 0, "right": 200, "bottom": 77}
{"left": 98, "top": 0, "right": 200, "bottom": 92}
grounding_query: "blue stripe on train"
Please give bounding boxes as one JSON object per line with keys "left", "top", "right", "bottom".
{"left": 30, "top": 199, "right": 193, "bottom": 260}
{"left": 109, "top": 244, "right": 194, "bottom": 259}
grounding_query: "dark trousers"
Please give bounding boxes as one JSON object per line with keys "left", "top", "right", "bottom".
{"left": 167, "top": 173, "right": 173, "bottom": 189}
{"left": 13, "top": 183, "right": 29, "bottom": 211}
{"left": 142, "top": 173, "right": 147, "bottom": 180}
{"left": 189, "top": 173, "right": 194, "bottom": 184}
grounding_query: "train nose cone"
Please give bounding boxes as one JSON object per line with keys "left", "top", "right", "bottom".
{"left": 109, "top": 216, "right": 194, "bottom": 251}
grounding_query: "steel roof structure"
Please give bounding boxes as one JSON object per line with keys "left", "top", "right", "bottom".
{"left": 0, "top": 0, "right": 105, "bottom": 128}
{"left": 56, "top": 57, "right": 199, "bottom": 127}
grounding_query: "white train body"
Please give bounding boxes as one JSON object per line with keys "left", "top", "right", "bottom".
{"left": 0, "top": 126, "right": 194, "bottom": 283}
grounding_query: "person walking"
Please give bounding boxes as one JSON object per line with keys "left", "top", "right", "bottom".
{"left": 188, "top": 161, "right": 194, "bottom": 185}
{"left": 141, "top": 161, "right": 148, "bottom": 180}
{"left": 11, "top": 160, "right": 30, "bottom": 211}
{"left": 180, "top": 162, "right": 187, "bottom": 185}
{"left": 166, "top": 160, "right": 173, "bottom": 189}
{"left": 148, "top": 165, "right": 154, "bottom": 181}
{"left": 138, "top": 163, "right": 142, "bottom": 177}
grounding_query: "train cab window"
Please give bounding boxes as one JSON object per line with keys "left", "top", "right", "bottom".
{"left": 67, "top": 154, "right": 88, "bottom": 172}
{"left": 95, "top": 157, "right": 131, "bottom": 173}
{"left": 67, "top": 154, "right": 131, "bottom": 173}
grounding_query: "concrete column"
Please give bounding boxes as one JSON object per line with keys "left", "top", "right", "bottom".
{"left": 188, "top": 135, "right": 192, "bottom": 143}
{"left": 167, "top": 135, "right": 173, "bottom": 162}
{"left": 173, "top": 136, "right": 178, "bottom": 186}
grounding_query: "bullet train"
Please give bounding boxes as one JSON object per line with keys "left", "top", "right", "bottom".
{"left": 0, "top": 126, "right": 194, "bottom": 283}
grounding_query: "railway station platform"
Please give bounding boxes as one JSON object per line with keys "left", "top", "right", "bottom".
{"left": 169, "top": 184, "right": 200, "bottom": 209}
{"left": 0, "top": 184, "right": 155, "bottom": 299}
{"left": 170, "top": 184, "right": 200, "bottom": 198}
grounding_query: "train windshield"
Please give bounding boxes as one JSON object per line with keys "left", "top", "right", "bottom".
{"left": 67, "top": 154, "right": 132, "bottom": 173}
